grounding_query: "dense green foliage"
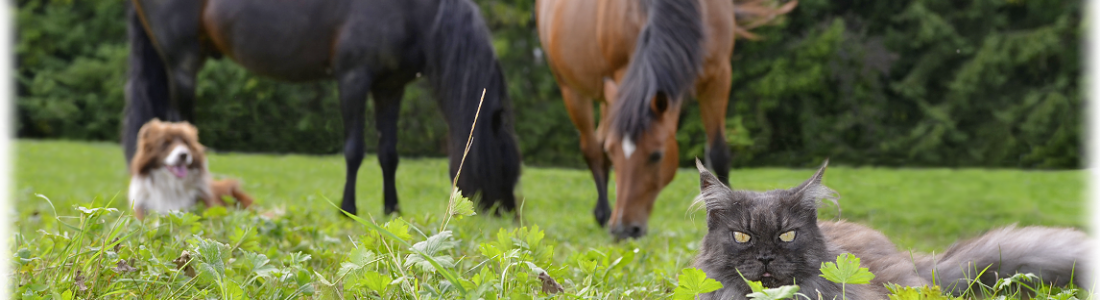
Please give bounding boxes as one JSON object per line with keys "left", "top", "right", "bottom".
{"left": 11, "top": 140, "right": 1089, "bottom": 298}
{"left": 15, "top": 0, "right": 1081, "bottom": 168}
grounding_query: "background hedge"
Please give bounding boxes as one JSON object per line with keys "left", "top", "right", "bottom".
{"left": 16, "top": 0, "right": 1082, "bottom": 169}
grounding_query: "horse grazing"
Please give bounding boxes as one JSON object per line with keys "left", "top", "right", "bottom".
{"left": 537, "top": 0, "right": 796, "bottom": 239}
{"left": 122, "top": 0, "right": 522, "bottom": 217}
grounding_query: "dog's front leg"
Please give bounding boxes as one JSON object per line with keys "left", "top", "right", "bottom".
{"left": 133, "top": 207, "right": 146, "bottom": 221}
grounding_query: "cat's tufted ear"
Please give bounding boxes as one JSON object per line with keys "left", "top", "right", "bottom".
{"left": 790, "top": 159, "right": 839, "bottom": 209}
{"left": 696, "top": 158, "right": 723, "bottom": 191}
{"left": 792, "top": 159, "right": 828, "bottom": 192}
{"left": 692, "top": 158, "right": 736, "bottom": 214}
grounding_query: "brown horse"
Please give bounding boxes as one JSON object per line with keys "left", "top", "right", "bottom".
{"left": 537, "top": 0, "right": 795, "bottom": 239}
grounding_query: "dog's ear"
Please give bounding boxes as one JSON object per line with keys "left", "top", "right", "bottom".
{"left": 139, "top": 119, "right": 167, "bottom": 142}
{"left": 180, "top": 123, "right": 200, "bottom": 142}
{"left": 137, "top": 122, "right": 155, "bottom": 148}
{"left": 131, "top": 121, "right": 161, "bottom": 175}
{"left": 177, "top": 122, "right": 205, "bottom": 154}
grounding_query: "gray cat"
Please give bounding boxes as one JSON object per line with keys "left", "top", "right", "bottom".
{"left": 691, "top": 159, "right": 1092, "bottom": 300}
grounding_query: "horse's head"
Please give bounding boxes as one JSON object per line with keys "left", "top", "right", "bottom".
{"left": 603, "top": 80, "right": 683, "bottom": 240}
{"left": 598, "top": 0, "right": 706, "bottom": 240}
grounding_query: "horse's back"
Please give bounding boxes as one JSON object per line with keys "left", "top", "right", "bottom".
{"left": 197, "top": 0, "right": 426, "bottom": 81}
{"left": 537, "top": 0, "right": 612, "bottom": 97}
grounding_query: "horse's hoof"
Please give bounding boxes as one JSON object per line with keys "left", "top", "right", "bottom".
{"left": 338, "top": 207, "right": 357, "bottom": 218}
{"left": 593, "top": 208, "right": 610, "bottom": 228}
{"left": 384, "top": 205, "right": 401, "bottom": 216}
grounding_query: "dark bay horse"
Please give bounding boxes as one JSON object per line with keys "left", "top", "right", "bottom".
{"left": 537, "top": 0, "right": 795, "bottom": 239}
{"left": 123, "top": 0, "right": 522, "bottom": 216}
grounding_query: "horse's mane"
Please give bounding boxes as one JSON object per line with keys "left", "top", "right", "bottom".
{"left": 423, "top": 0, "right": 521, "bottom": 210}
{"left": 609, "top": 0, "right": 706, "bottom": 141}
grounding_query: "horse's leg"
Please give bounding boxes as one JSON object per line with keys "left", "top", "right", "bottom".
{"left": 696, "top": 65, "right": 732, "bottom": 184}
{"left": 125, "top": 0, "right": 204, "bottom": 165}
{"left": 337, "top": 70, "right": 373, "bottom": 216}
{"left": 122, "top": 2, "right": 172, "bottom": 165}
{"left": 561, "top": 85, "right": 612, "bottom": 227}
{"left": 167, "top": 55, "right": 203, "bottom": 124}
{"left": 371, "top": 86, "right": 405, "bottom": 215}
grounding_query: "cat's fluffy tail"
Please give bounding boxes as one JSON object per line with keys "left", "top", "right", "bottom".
{"left": 914, "top": 225, "right": 1093, "bottom": 295}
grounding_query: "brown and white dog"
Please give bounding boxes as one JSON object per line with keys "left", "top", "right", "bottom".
{"left": 128, "top": 119, "right": 254, "bottom": 220}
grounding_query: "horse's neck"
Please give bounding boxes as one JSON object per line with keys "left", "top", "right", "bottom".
{"left": 421, "top": 0, "right": 507, "bottom": 107}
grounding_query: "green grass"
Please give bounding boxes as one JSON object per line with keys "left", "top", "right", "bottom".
{"left": 11, "top": 139, "right": 1089, "bottom": 299}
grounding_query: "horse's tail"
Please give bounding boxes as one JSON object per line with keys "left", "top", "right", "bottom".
{"left": 426, "top": 0, "right": 522, "bottom": 213}
{"left": 731, "top": 0, "right": 798, "bottom": 40}
{"left": 913, "top": 225, "right": 1093, "bottom": 295}
{"left": 123, "top": 0, "right": 172, "bottom": 166}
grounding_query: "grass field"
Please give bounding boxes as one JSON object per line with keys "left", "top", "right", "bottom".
{"left": 10, "top": 140, "right": 1089, "bottom": 299}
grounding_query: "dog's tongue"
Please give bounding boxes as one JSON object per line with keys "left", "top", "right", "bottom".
{"left": 169, "top": 165, "right": 188, "bottom": 178}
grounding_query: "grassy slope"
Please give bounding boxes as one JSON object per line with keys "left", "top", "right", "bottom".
{"left": 10, "top": 139, "right": 1088, "bottom": 297}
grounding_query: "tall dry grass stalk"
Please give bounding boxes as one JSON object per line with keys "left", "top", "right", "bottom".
{"left": 440, "top": 88, "right": 487, "bottom": 231}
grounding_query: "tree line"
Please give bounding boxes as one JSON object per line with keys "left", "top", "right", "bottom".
{"left": 16, "top": 0, "right": 1080, "bottom": 169}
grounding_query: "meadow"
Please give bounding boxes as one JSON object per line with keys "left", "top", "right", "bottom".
{"left": 10, "top": 140, "right": 1089, "bottom": 299}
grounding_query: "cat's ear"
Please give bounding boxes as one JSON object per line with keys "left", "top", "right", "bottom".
{"left": 696, "top": 158, "right": 723, "bottom": 191}
{"left": 793, "top": 159, "right": 828, "bottom": 192}
{"left": 692, "top": 158, "right": 735, "bottom": 214}
{"left": 790, "top": 159, "right": 839, "bottom": 210}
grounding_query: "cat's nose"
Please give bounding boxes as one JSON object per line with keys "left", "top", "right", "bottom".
{"left": 757, "top": 255, "right": 775, "bottom": 264}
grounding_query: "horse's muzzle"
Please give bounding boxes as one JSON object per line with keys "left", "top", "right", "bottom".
{"left": 610, "top": 223, "right": 647, "bottom": 240}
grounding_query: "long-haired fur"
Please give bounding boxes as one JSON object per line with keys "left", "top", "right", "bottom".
{"left": 913, "top": 225, "right": 1093, "bottom": 295}
{"left": 122, "top": 1, "right": 173, "bottom": 166}
{"left": 609, "top": 0, "right": 705, "bottom": 141}
{"left": 129, "top": 119, "right": 213, "bottom": 218}
{"left": 425, "top": 0, "right": 522, "bottom": 212}
{"left": 129, "top": 119, "right": 254, "bottom": 220}
{"left": 820, "top": 222, "right": 1094, "bottom": 298}
{"left": 691, "top": 161, "right": 1093, "bottom": 299}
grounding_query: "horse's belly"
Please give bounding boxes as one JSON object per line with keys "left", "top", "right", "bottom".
{"left": 228, "top": 52, "right": 331, "bottom": 82}
{"left": 202, "top": 0, "right": 344, "bottom": 81}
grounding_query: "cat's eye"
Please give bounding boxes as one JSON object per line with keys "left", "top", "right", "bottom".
{"left": 779, "top": 231, "right": 796, "bottom": 242}
{"left": 733, "top": 231, "right": 751, "bottom": 243}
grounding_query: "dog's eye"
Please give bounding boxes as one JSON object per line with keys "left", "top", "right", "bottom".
{"left": 733, "top": 231, "right": 751, "bottom": 243}
{"left": 779, "top": 231, "right": 796, "bottom": 242}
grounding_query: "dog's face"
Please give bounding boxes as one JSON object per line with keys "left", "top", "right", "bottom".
{"left": 131, "top": 119, "right": 206, "bottom": 177}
